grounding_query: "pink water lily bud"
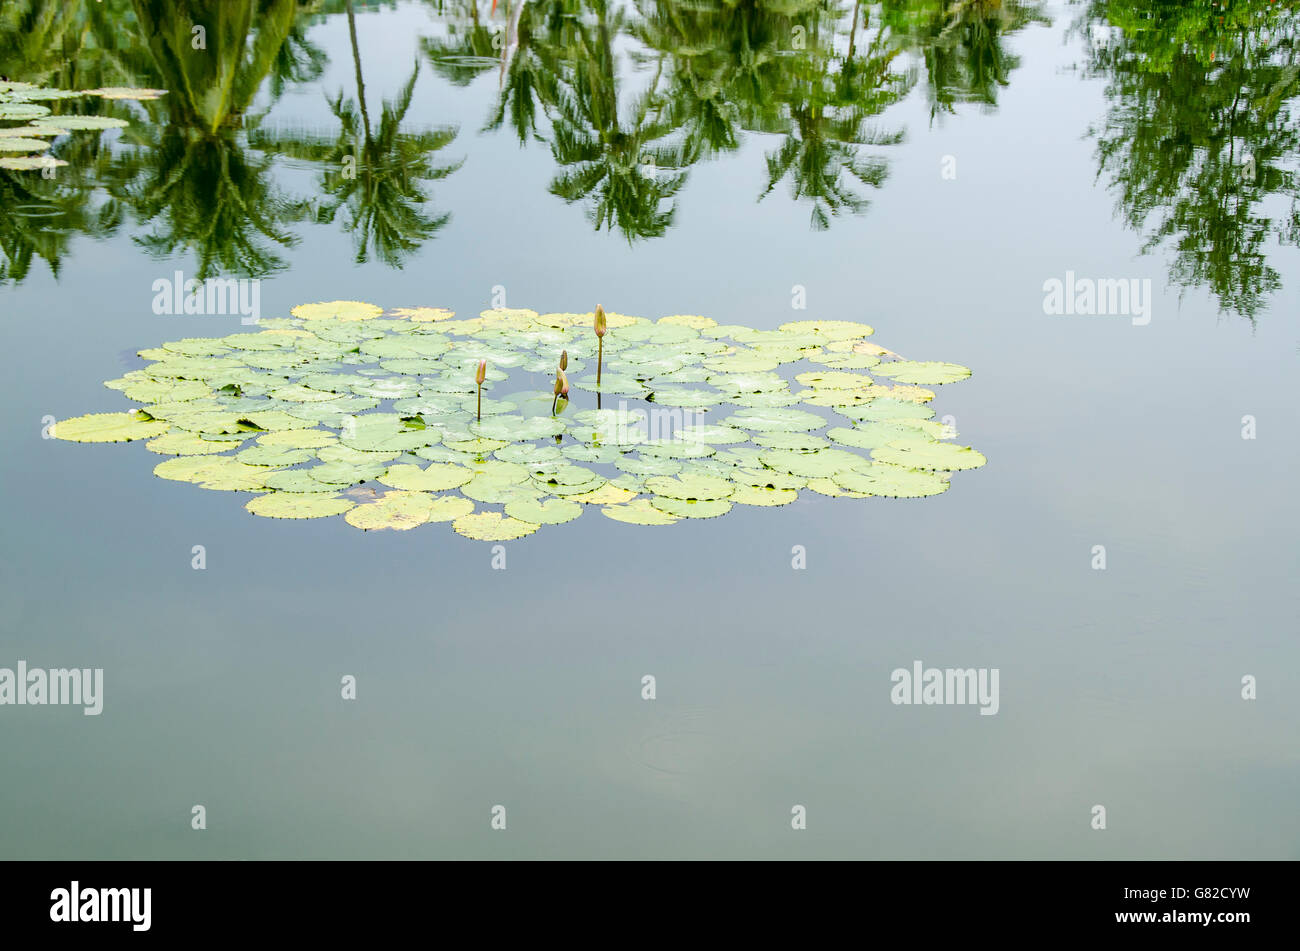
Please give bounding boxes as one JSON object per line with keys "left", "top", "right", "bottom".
{"left": 594, "top": 304, "right": 607, "bottom": 338}
{"left": 475, "top": 359, "right": 487, "bottom": 385}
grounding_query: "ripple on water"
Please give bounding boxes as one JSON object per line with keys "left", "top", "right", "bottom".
{"left": 628, "top": 707, "right": 741, "bottom": 797}
{"left": 10, "top": 203, "right": 62, "bottom": 219}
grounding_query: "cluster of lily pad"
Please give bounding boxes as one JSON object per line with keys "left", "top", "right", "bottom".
{"left": 52, "top": 301, "right": 986, "bottom": 540}
{"left": 0, "top": 82, "right": 164, "bottom": 171}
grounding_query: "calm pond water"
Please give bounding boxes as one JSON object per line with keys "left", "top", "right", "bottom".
{"left": 1, "top": 0, "right": 1297, "bottom": 859}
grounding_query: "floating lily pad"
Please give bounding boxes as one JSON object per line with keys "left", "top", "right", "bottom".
{"left": 155, "top": 456, "right": 273, "bottom": 491}
{"left": 828, "top": 424, "right": 934, "bottom": 450}
{"left": 849, "top": 399, "right": 936, "bottom": 422}
{"left": 871, "top": 442, "right": 987, "bottom": 471}
{"left": 306, "top": 460, "right": 388, "bottom": 486}
{"left": 650, "top": 497, "right": 733, "bottom": 519}
{"left": 471, "top": 415, "right": 565, "bottom": 441}
{"left": 759, "top": 448, "right": 865, "bottom": 478}
{"left": 753, "top": 431, "right": 830, "bottom": 452}
{"left": 871, "top": 361, "right": 971, "bottom": 384}
{"left": 452, "top": 512, "right": 540, "bottom": 541}
{"left": 504, "top": 498, "right": 583, "bottom": 525}
{"left": 602, "top": 498, "right": 679, "bottom": 525}
{"left": 805, "top": 477, "right": 871, "bottom": 498}
{"left": 722, "top": 407, "right": 825, "bottom": 432}
{"left": 236, "top": 445, "right": 315, "bottom": 467}
{"left": 0, "top": 154, "right": 67, "bottom": 171}
{"left": 778, "top": 319, "right": 874, "bottom": 340}
{"left": 0, "top": 137, "right": 51, "bottom": 153}
{"left": 262, "top": 469, "right": 339, "bottom": 493}
{"left": 832, "top": 464, "right": 950, "bottom": 498}
{"left": 567, "top": 484, "right": 638, "bottom": 505}
{"left": 145, "top": 430, "right": 240, "bottom": 456}
{"left": 32, "top": 114, "right": 127, "bottom": 130}
{"left": 53, "top": 412, "right": 170, "bottom": 443}
{"left": 0, "top": 103, "right": 51, "bottom": 120}
{"left": 84, "top": 87, "right": 168, "bottom": 100}
{"left": 5, "top": 88, "right": 82, "bottom": 101}
{"left": 379, "top": 462, "right": 473, "bottom": 492}
{"left": 637, "top": 439, "right": 715, "bottom": 460}
{"left": 425, "top": 496, "right": 476, "bottom": 522}
{"left": 257, "top": 429, "right": 336, "bottom": 449}
{"left": 734, "top": 468, "right": 807, "bottom": 490}
{"left": 247, "top": 493, "right": 353, "bottom": 519}
{"left": 795, "top": 370, "right": 874, "bottom": 391}
{"left": 344, "top": 491, "right": 437, "bottom": 530}
{"left": 730, "top": 484, "right": 798, "bottom": 506}
{"left": 645, "top": 474, "right": 734, "bottom": 501}
{"left": 291, "top": 300, "right": 383, "bottom": 321}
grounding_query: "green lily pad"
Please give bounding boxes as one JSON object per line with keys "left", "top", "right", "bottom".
{"left": 291, "top": 300, "right": 383, "bottom": 322}
{"left": 871, "top": 442, "right": 987, "bottom": 471}
{"left": 0, "top": 137, "right": 52, "bottom": 153}
{"left": 344, "top": 491, "right": 437, "bottom": 531}
{"left": 262, "top": 469, "right": 339, "bottom": 493}
{"left": 425, "top": 496, "right": 476, "bottom": 522}
{"left": 53, "top": 412, "right": 169, "bottom": 443}
{"left": 614, "top": 455, "right": 682, "bottom": 477}
{"left": 778, "top": 319, "right": 874, "bottom": 341}
{"left": 872, "top": 361, "right": 971, "bottom": 385}
{"left": 0, "top": 103, "right": 52, "bottom": 120}
{"left": 753, "top": 431, "right": 830, "bottom": 452}
{"left": 602, "top": 498, "right": 679, "bottom": 525}
{"left": 256, "top": 429, "right": 336, "bottom": 449}
{"left": 759, "top": 448, "right": 866, "bottom": 478}
{"left": 83, "top": 87, "right": 168, "bottom": 100}
{"left": 730, "top": 484, "right": 799, "bottom": 506}
{"left": 154, "top": 456, "right": 273, "bottom": 491}
{"left": 504, "top": 498, "right": 584, "bottom": 525}
{"left": 722, "top": 408, "right": 825, "bottom": 432}
{"left": 637, "top": 439, "right": 715, "bottom": 460}
{"left": 849, "top": 399, "right": 936, "bottom": 422}
{"left": 32, "top": 114, "right": 127, "bottom": 130}
{"left": 805, "top": 477, "right": 871, "bottom": 498}
{"left": 452, "top": 512, "right": 540, "bottom": 541}
{"left": 734, "top": 468, "right": 807, "bottom": 490}
{"left": 379, "top": 463, "right": 473, "bottom": 492}
{"left": 0, "top": 153, "right": 69, "bottom": 171}
{"left": 832, "top": 464, "right": 950, "bottom": 498}
{"left": 306, "top": 461, "right": 388, "bottom": 486}
{"left": 5, "top": 88, "right": 82, "bottom": 101}
{"left": 645, "top": 474, "right": 734, "bottom": 501}
{"left": 828, "top": 424, "right": 934, "bottom": 449}
{"left": 650, "top": 497, "right": 733, "bottom": 519}
{"left": 236, "top": 445, "right": 315, "bottom": 467}
{"left": 146, "top": 430, "right": 241, "bottom": 456}
{"left": 247, "top": 493, "right": 353, "bottom": 519}
{"left": 470, "top": 415, "right": 565, "bottom": 441}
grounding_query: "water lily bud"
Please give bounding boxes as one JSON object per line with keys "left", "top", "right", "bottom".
{"left": 475, "top": 359, "right": 487, "bottom": 385}
{"left": 559, "top": 349, "right": 568, "bottom": 371}
{"left": 594, "top": 304, "right": 607, "bottom": 338}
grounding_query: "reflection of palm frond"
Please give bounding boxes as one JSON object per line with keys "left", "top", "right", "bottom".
{"left": 1080, "top": 0, "right": 1300, "bottom": 321}
{"left": 254, "top": 62, "right": 462, "bottom": 267}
